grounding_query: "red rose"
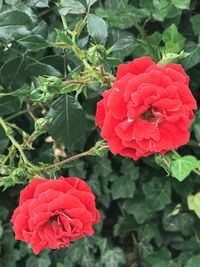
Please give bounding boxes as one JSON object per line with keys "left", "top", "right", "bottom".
{"left": 11, "top": 177, "right": 100, "bottom": 255}
{"left": 96, "top": 56, "right": 197, "bottom": 160}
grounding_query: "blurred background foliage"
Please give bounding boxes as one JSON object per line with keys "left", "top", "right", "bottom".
{"left": 1, "top": 0, "right": 200, "bottom": 266}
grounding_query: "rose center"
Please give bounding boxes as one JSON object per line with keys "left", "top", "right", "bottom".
{"left": 140, "top": 108, "right": 156, "bottom": 122}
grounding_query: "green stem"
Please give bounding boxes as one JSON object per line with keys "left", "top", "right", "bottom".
{"left": 44, "top": 147, "right": 95, "bottom": 172}
{"left": 0, "top": 117, "right": 28, "bottom": 164}
{"left": 61, "top": 15, "right": 68, "bottom": 31}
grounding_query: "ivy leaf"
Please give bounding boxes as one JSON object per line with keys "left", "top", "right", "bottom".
{"left": 162, "top": 24, "right": 185, "bottom": 53}
{"left": 49, "top": 95, "right": 88, "bottom": 150}
{"left": 185, "top": 255, "right": 200, "bottom": 267}
{"left": 111, "top": 175, "right": 136, "bottom": 199}
{"left": 188, "top": 192, "right": 200, "bottom": 218}
{"left": 181, "top": 42, "right": 200, "bottom": 70}
{"left": 26, "top": 255, "right": 51, "bottom": 267}
{"left": 18, "top": 35, "right": 48, "bottom": 51}
{"left": 87, "top": 14, "right": 108, "bottom": 45}
{"left": 101, "top": 248, "right": 126, "bottom": 267}
{"left": 59, "top": 0, "right": 86, "bottom": 15}
{"left": 170, "top": 156, "right": 198, "bottom": 182}
{"left": 143, "top": 176, "right": 171, "bottom": 211}
{"left": 190, "top": 14, "right": 200, "bottom": 36}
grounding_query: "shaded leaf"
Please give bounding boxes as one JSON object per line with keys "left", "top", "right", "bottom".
{"left": 49, "top": 95, "right": 88, "bottom": 150}
{"left": 87, "top": 14, "right": 108, "bottom": 44}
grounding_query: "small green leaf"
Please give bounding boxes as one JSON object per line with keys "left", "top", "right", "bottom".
{"left": 49, "top": 95, "right": 88, "bottom": 150}
{"left": 59, "top": 0, "right": 86, "bottom": 15}
{"left": 87, "top": 14, "right": 108, "bottom": 44}
{"left": 188, "top": 192, "right": 200, "bottom": 218}
{"left": 86, "top": 0, "right": 98, "bottom": 7}
{"left": 181, "top": 43, "right": 200, "bottom": 70}
{"left": 18, "top": 35, "right": 48, "bottom": 51}
{"left": 26, "top": 255, "right": 51, "bottom": 267}
{"left": 56, "top": 29, "right": 73, "bottom": 46}
{"left": 171, "top": 156, "right": 198, "bottom": 182}
{"left": 162, "top": 24, "right": 185, "bottom": 53}
{"left": 101, "top": 248, "right": 126, "bottom": 267}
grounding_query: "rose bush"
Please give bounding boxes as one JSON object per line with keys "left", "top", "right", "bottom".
{"left": 11, "top": 177, "right": 100, "bottom": 255}
{"left": 96, "top": 56, "right": 197, "bottom": 160}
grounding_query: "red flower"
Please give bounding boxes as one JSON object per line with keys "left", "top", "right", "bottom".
{"left": 96, "top": 57, "right": 197, "bottom": 160}
{"left": 11, "top": 177, "right": 100, "bottom": 255}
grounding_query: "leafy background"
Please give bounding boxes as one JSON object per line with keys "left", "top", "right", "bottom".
{"left": 1, "top": 0, "right": 200, "bottom": 266}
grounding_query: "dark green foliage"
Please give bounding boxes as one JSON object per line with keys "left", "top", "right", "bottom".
{"left": 1, "top": 0, "right": 200, "bottom": 266}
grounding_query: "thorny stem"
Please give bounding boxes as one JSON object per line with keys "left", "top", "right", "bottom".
{"left": 45, "top": 147, "right": 95, "bottom": 171}
{"left": 0, "top": 117, "right": 29, "bottom": 164}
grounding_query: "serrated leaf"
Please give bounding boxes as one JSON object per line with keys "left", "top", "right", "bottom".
{"left": 49, "top": 95, "right": 88, "bottom": 150}
{"left": 87, "top": 14, "right": 108, "bottom": 44}
{"left": 188, "top": 192, "right": 200, "bottom": 218}
{"left": 26, "top": 62, "right": 61, "bottom": 77}
{"left": 0, "top": 10, "right": 33, "bottom": 42}
{"left": 171, "top": 156, "right": 198, "bottom": 182}
{"left": 101, "top": 248, "right": 126, "bottom": 267}
{"left": 59, "top": 0, "right": 86, "bottom": 15}
{"left": 18, "top": 35, "right": 48, "bottom": 51}
{"left": 112, "top": 35, "right": 135, "bottom": 52}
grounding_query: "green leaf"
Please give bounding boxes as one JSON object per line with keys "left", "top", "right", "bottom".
{"left": 86, "top": 0, "right": 98, "bottom": 7}
{"left": 59, "top": 0, "right": 86, "bottom": 15}
{"left": 186, "top": 255, "right": 200, "bottom": 267}
{"left": 172, "top": 0, "right": 190, "bottom": 9}
{"left": 114, "top": 216, "right": 138, "bottom": 237}
{"left": 87, "top": 14, "right": 108, "bottom": 45}
{"left": 29, "top": 0, "right": 49, "bottom": 8}
{"left": 0, "top": 96, "right": 21, "bottom": 116}
{"left": 56, "top": 29, "right": 73, "bottom": 46}
{"left": 171, "top": 156, "right": 198, "bottom": 182}
{"left": 162, "top": 206, "right": 195, "bottom": 232}
{"left": 49, "top": 95, "right": 88, "bottom": 150}
{"left": 112, "top": 34, "right": 135, "bottom": 52}
{"left": 143, "top": 177, "right": 171, "bottom": 211}
{"left": 111, "top": 175, "right": 135, "bottom": 199}
{"left": 18, "top": 35, "right": 48, "bottom": 51}
{"left": 101, "top": 248, "right": 126, "bottom": 267}
{"left": 0, "top": 126, "right": 9, "bottom": 153}
{"left": 181, "top": 43, "right": 200, "bottom": 70}
{"left": 190, "top": 14, "right": 200, "bottom": 36}
{"left": 26, "top": 63, "right": 61, "bottom": 77}
{"left": 26, "top": 255, "right": 51, "bottom": 267}
{"left": 0, "top": 56, "right": 29, "bottom": 90}
{"left": 188, "top": 192, "right": 200, "bottom": 218}
{"left": 146, "top": 247, "right": 181, "bottom": 267}
{"left": 123, "top": 197, "right": 151, "bottom": 224}
{"left": 0, "top": 10, "right": 33, "bottom": 42}
{"left": 162, "top": 24, "right": 185, "bottom": 53}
